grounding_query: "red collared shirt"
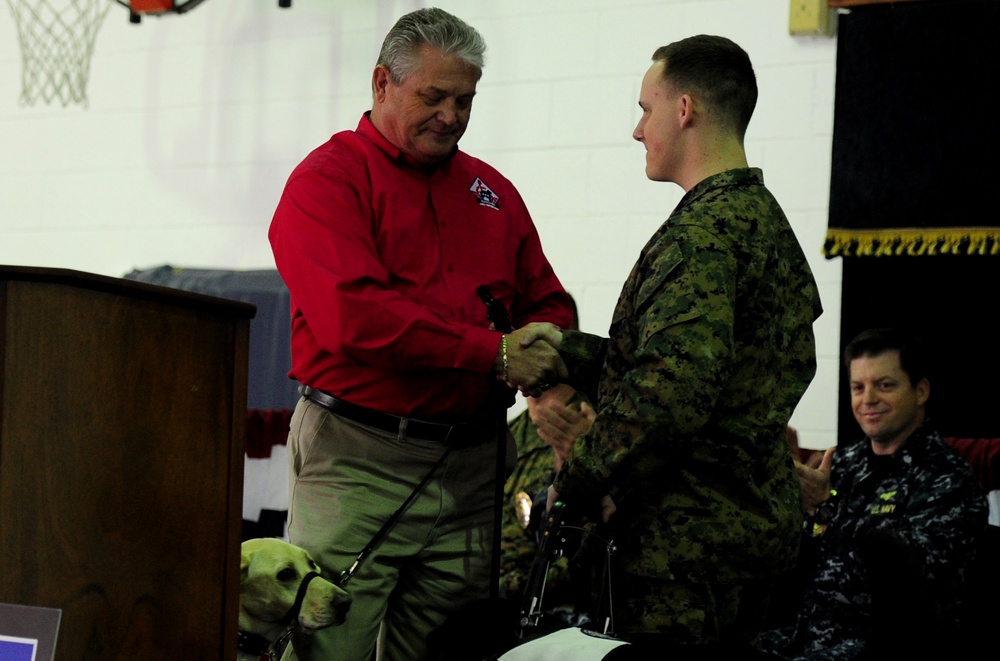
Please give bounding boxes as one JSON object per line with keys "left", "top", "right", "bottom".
{"left": 269, "top": 115, "right": 572, "bottom": 422}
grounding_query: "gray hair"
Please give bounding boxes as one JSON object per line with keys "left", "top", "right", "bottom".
{"left": 377, "top": 8, "right": 486, "bottom": 83}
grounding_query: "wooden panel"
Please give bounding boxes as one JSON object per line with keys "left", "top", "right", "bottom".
{"left": 0, "top": 270, "right": 250, "bottom": 661}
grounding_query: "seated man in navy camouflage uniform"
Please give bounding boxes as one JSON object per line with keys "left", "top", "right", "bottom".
{"left": 761, "top": 328, "right": 988, "bottom": 660}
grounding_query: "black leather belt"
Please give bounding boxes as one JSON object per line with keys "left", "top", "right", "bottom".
{"left": 299, "top": 386, "right": 497, "bottom": 448}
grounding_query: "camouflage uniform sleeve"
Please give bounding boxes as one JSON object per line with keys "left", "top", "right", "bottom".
{"left": 555, "top": 225, "right": 736, "bottom": 503}
{"left": 558, "top": 330, "right": 608, "bottom": 405}
{"left": 498, "top": 502, "right": 537, "bottom": 601}
{"left": 500, "top": 412, "right": 539, "bottom": 599}
{"left": 500, "top": 411, "right": 578, "bottom": 602}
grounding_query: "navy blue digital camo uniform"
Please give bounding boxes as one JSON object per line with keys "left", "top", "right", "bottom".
{"left": 762, "top": 425, "right": 987, "bottom": 660}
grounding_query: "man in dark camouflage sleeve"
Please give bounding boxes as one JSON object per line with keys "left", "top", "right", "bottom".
{"left": 499, "top": 383, "right": 594, "bottom": 611}
{"left": 761, "top": 328, "right": 987, "bottom": 660}
{"left": 517, "top": 35, "right": 823, "bottom": 655}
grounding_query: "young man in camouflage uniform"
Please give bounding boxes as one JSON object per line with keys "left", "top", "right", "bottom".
{"left": 761, "top": 329, "right": 987, "bottom": 660}
{"left": 519, "top": 35, "right": 823, "bottom": 654}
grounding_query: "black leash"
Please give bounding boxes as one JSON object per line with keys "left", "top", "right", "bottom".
{"left": 335, "top": 447, "right": 454, "bottom": 588}
{"left": 331, "top": 286, "right": 513, "bottom": 593}
{"left": 477, "top": 285, "right": 514, "bottom": 601}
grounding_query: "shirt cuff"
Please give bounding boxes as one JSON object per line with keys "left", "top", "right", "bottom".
{"left": 559, "top": 329, "right": 604, "bottom": 360}
{"left": 463, "top": 326, "right": 505, "bottom": 374}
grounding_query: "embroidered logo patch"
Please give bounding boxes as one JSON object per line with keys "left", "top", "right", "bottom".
{"left": 470, "top": 177, "right": 500, "bottom": 210}
{"left": 870, "top": 491, "right": 898, "bottom": 515}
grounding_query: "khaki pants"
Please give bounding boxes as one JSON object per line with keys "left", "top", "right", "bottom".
{"left": 283, "top": 398, "right": 497, "bottom": 661}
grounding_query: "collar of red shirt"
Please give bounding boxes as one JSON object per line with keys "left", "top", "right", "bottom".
{"left": 356, "top": 112, "right": 459, "bottom": 171}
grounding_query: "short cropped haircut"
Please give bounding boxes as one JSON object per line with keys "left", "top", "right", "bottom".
{"left": 377, "top": 8, "right": 486, "bottom": 84}
{"left": 843, "top": 328, "right": 929, "bottom": 386}
{"left": 652, "top": 35, "right": 757, "bottom": 140}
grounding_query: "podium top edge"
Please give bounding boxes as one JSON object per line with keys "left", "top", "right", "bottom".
{"left": 0, "top": 265, "right": 257, "bottom": 319}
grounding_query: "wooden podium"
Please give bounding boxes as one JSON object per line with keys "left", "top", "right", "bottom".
{"left": 0, "top": 266, "right": 255, "bottom": 660}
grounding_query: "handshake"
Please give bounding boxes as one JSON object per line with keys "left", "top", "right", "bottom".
{"left": 495, "top": 322, "right": 567, "bottom": 398}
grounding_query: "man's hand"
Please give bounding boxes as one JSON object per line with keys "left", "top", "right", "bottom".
{"left": 496, "top": 323, "right": 567, "bottom": 396}
{"left": 599, "top": 494, "right": 617, "bottom": 523}
{"left": 796, "top": 447, "right": 835, "bottom": 515}
{"left": 546, "top": 484, "right": 559, "bottom": 514}
{"left": 515, "top": 322, "right": 564, "bottom": 351}
{"left": 527, "top": 385, "right": 596, "bottom": 471}
{"left": 787, "top": 425, "right": 825, "bottom": 468}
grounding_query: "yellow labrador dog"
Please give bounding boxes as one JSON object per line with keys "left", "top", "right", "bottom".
{"left": 239, "top": 538, "right": 351, "bottom": 661}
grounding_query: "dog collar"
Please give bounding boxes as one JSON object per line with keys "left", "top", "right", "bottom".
{"left": 236, "top": 629, "right": 272, "bottom": 660}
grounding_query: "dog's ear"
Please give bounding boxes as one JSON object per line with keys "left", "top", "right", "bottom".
{"left": 240, "top": 550, "right": 251, "bottom": 580}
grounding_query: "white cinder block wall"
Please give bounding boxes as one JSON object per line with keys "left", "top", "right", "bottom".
{"left": 0, "top": 0, "right": 841, "bottom": 449}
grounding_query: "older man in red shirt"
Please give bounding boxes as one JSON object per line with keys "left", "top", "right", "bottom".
{"left": 268, "top": 8, "right": 572, "bottom": 661}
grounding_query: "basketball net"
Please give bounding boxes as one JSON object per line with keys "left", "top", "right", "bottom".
{"left": 5, "top": 0, "right": 110, "bottom": 107}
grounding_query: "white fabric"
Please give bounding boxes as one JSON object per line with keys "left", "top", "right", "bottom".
{"left": 242, "top": 444, "right": 290, "bottom": 522}
{"left": 499, "top": 628, "right": 628, "bottom": 661}
{"left": 987, "top": 490, "right": 999, "bottom": 527}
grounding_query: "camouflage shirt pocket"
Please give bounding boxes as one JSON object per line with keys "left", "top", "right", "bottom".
{"left": 633, "top": 241, "right": 704, "bottom": 346}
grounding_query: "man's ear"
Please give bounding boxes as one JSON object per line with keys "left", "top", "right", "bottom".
{"left": 678, "top": 93, "right": 694, "bottom": 129}
{"left": 915, "top": 378, "right": 930, "bottom": 408}
{"left": 372, "top": 65, "right": 391, "bottom": 103}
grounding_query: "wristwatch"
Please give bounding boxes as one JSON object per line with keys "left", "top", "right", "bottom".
{"left": 813, "top": 488, "right": 838, "bottom": 525}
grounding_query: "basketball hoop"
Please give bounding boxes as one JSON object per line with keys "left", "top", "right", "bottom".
{"left": 4, "top": 0, "right": 289, "bottom": 107}
{"left": 112, "top": 0, "right": 209, "bottom": 23}
{"left": 5, "top": 0, "right": 110, "bottom": 107}
{"left": 112, "top": 0, "right": 289, "bottom": 24}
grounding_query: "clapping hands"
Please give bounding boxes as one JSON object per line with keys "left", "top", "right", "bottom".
{"left": 787, "top": 426, "right": 836, "bottom": 515}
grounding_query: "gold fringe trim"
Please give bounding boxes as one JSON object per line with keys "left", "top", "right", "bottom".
{"left": 823, "top": 227, "right": 1000, "bottom": 257}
